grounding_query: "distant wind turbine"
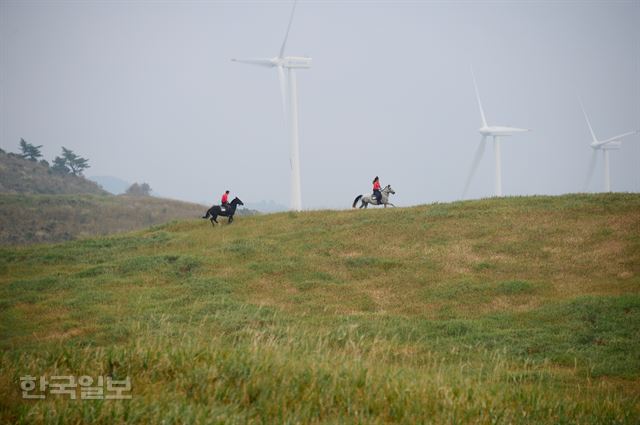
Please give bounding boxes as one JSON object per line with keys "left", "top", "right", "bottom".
{"left": 580, "top": 100, "right": 639, "bottom": 192}
{"left": 232, "top": 0, "right": 311, "bottom": 211}
{"left": 462, "top": 67, "right": 530, "bottom": 198}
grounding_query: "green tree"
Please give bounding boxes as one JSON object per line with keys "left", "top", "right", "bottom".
{"left": 51, "top": 156, "right": 70, "bottom": 174}
{"left": 60, "top": 147, "right": 90, "bottom": 176}
{"left": 19, "top": 138, "right": 43, "bottom": 161}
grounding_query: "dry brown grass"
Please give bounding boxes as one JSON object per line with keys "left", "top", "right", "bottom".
{"left": 0, "top": 194, "right": 206, "bottom": 245}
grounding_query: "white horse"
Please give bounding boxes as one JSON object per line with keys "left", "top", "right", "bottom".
{"left": 352, "top": 185, "right": 396, "bottom": 208}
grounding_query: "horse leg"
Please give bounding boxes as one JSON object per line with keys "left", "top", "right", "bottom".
{"left": 387, "top": 202, "right": 396, "bottom": 207}
{"left": 228, "top": 215, "right": 233, "bottom": 224}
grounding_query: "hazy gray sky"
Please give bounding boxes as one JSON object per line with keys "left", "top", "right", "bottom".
{"left": 1, "top": 0, "right": 639, "bottom": 209}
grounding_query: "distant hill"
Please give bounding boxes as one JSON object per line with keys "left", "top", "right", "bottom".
{"left": 0, "top": 151, "right": 107, "bottom": 195}
{"left": 89, "top": 175, "right": 131, "bottom": 194}
{"left": 0, "top": 193, "right": 207, "bottom": 245}
{"left": 0, "top": 151, "right": 217, "bottom": 244}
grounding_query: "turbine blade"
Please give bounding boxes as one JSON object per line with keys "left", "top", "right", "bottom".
{"left": 462, "top": 135, "right": 487, "bottom": 198}
{"left": 598, "top": 130, "right": 640, "bottom": 145}
{"left": 579, "top": 99, "right": 598, "bottom": 144}
{"left": 277, "top": 65, "right": 289, "bottom": 124}
{"left": 279, "top": 0, "right": 298, "bottom": 58}
{"left": 231, "top": 58, "right": 274, "bottom": 68}
{"left": 471, "top": 65, "right": 487, "bottom": 127}
{"left": 584, "top": 149, "right": 597, "bottom": 191}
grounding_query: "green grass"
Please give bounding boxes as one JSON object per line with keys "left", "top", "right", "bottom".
{"left": 0, "top": 193, "right": 639, "bottom": 424}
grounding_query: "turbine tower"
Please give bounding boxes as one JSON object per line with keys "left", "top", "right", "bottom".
{"left": 232, "top": 0, "right": 310, "bottom": 211}
{"left": 462, "top": 67, "right": 529, "bottom": 198}
{"left": 581, "top": 101, "right": 639, "bottom": 192}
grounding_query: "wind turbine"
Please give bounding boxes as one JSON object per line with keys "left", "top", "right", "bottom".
{"left": 580, "top": 101, "right": 639, "bottom": 192}
{"left": 232, "top": 0, "right": 311, "bottom": 211}
{"left": 462, "top": 68, "right": 530, "bottom": 198}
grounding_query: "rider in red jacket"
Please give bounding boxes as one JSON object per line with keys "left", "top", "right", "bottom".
{"left": 372, "top": 177, "right": 382, "bottom": 204}
{"left": 221, "top": 190, "right": 230, "bottom": 209}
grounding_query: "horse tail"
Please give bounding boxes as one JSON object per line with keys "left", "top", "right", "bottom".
{"left": 352, "top": 195, "right": 363, "bottom": 208}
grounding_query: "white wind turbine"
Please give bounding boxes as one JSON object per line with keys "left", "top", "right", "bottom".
{"left": 580, "top": 100, "right": 639, "bottom": 192}
{"left": 462, "top": 68, "right": 530, "bottom": 198}
{"left": 232, "top": 0, "right": 311, "bottom": 211}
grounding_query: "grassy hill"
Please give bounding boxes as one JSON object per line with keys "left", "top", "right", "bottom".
{"left": 1, "top": 194, "right": 639, "bottom": 424}
{"left": 0, "top": 151, "right": 107, "bottom": 195}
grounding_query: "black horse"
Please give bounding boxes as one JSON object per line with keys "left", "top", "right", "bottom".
{"left": 202, "top": 197, "right": 244, "bottom": 226}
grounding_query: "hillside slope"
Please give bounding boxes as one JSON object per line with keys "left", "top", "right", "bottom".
{"left": 0, "top": 194, "right": 207, "bottom": 245}
{"left": 1, "top": 194, "right": 639, "bottom": 423}
{"left": 0, "top": 151, "right": 107, "bottom": 195}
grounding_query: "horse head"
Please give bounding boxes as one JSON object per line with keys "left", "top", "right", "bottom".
{"left": 384, "top": 185, "right": 396, "bottom": 195}
{"left": 231, "top": 197, "right": 244, "bottom": 206}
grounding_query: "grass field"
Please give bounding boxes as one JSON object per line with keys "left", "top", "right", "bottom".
{"left": 1, "top": 193, "right": 639, "bottom": 424}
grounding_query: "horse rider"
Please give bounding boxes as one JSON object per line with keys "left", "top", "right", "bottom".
{"left": 372, "top": 176, "right": 382, "bottom": 205}
{"left": 221, "top": 190, "right": 230, "bottom": 210}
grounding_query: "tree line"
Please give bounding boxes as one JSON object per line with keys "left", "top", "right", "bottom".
{"left": 3, "top": 138, "right": 154, "bottom": 196}
{"left": 4, "top": 138, "right": 91, "bottom": 176}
